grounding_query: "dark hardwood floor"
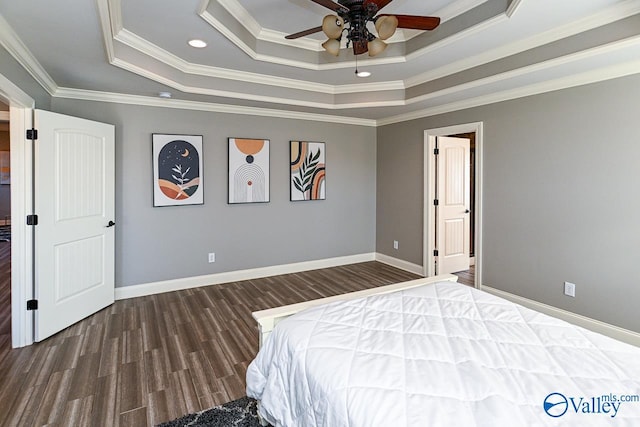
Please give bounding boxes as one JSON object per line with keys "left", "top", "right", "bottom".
{"left": 0, "top": 242, "right": 10, "bottom": 353}
{"left": 0, "top": 259, "right": 420, "bottom": 426}
{"left": 454, "top": 264, "right": 475, "bottom": 286}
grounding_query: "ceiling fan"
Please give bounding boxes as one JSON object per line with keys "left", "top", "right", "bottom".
{"left": 285, "top": 0, "right": 441, "bottom": 57}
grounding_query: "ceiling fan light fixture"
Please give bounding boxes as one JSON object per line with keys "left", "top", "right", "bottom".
{"left": 367, "top": 38, "right": 387, "bottom": 57}
{"left": 285, "top": 0, "right": 441, "bottom": 62}
{"left": 322, "top": 15, "right": 344, "bottom": 39}
{"left": 375, "top": 15, "right": 398, "bottom": 40}
{"left": 322, "top": 38, "right": 341, "bottom": 56}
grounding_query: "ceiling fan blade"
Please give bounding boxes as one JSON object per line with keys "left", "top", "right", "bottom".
{"left": 382, "top": 14, "right": 441, "bottom": 31}
{"left": 353, "top": 40, "right": 368, "bottom": 55}
{"left": 285, "top": 26, "right": 323, "bottom": 39}
{"left": 364, "top": 0, "right": 394, "bottom": 12}
{"left": 310, "top": 0, "right": 349, "bottom": 13}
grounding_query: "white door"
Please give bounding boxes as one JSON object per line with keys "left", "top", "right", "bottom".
{"left": 436, "top": 136, "right": 470, "bottom": 274}
{"left": 34, "top": 110, "right": 115, "bottom": 341}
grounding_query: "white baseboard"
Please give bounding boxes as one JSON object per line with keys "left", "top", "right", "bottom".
{"left": 375, "top": 253, "right": 424, "bottom": 276}
{"left": 481, "top": 285, "right": 640, "bottom": 348}
{"left": 115, "top": 253, "right": 376, "bottom": 300}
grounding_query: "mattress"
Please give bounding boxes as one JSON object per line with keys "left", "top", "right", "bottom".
{"left": 246, "top": 281, "right": 640, "bottom": 426}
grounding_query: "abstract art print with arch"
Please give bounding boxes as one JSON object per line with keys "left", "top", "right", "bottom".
{"left": 228, "top": 138, "right": 270, "bottom": 204}
{"left": 290, "top": 141, "right": 326, "bottom": 201}
{"left": 152, "top": 134, "right": 204, "bottom": 207}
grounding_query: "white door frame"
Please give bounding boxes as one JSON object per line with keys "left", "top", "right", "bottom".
{"left": 424, "top": 122, "right": 483, "bottom": 288}
{"left": 0, "top": 72, "right": 35, "bottom": 347}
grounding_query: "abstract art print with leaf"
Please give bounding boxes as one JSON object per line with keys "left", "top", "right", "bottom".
{"left": 228, "top": 138, "right": 270, "bottom": 204}
{"left": 290, "top": 141, "right": 326, "bottom": 201}
{"left": 152, "top": 134, "right": 204, "bottom": 207}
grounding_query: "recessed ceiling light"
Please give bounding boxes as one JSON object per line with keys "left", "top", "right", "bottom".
{"left": 356, "top": 70, "right": 371, "bottom": 78}
{"left": 158, "top": 91, "right": 172, "bottom": 98}
{"left": 188, "top": 39, "right": 207, "bottom": 48}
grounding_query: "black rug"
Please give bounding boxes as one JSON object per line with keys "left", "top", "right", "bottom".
{"left": 157, "top": 396, "right": 271, "bottom": 427}
{"left": 0, "top": 225, "right": 9, "bottom": 242}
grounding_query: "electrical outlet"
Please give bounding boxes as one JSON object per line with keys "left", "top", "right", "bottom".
{"left": 208, "top": 252, "right": 216, "bottom": 263}
{"left": 393, "top": 240, "right": 399, "bottom": 250}
{"left": 564, "top": 281, "right": 576, "bottom": 297}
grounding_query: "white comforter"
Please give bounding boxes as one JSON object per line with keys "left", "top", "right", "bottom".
{"left": 246, "top": 281, "right": 640, "bottom": 426}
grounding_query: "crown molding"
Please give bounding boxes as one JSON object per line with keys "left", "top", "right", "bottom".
{"left": 108, "top": 0, "right": 123, "bottom": 35}
{"left": 97, "top": 0, "right": 116, "bottom": 62}
{"left": 198, "top": 6, "right": 404, "bottom": 71}
{"left": 405, "top": 34, "right": 640, "bottom": 106}
{"left": 216, "top": 0, "right": 262, "bottom": 37}
{"left": 53, "top": 87, "right": 377, "bottom": 127}
{"left": 115, "top": 56, "right": 407, "bottom": 110}
{"left": 96, "top": 0, "right": 640, "bottom": 107}
{"left": 216, "top": 0, "right": 323, "bottom": 51}
{"left": 506, "top": 0, "right": 524, "bottom": 18}
{"left": 333, "top": 80, "right": 405, "bottom": 95}
{"left": 379, "top": 58, "right": 640, "bottom": 126}
{"left": 404, "top": 0, "right": 640, "bottom": 89}
{"left": 0, "top": 14, "right": 58, "bottom": 96}
{"left": 115, "top": 28, "right": 332, "bottom": 93}
{"left": 216, "top": 0, "right": 489, "bottom": 51}
{"left": 217, "top": 0, "right": 402, "bottom": 49}
{"left": 4, "top": 1, "right": 639, "bottom": 128}
{"left": 439, "top": 0, "right": 491, "bottom": 23}
{"left": 114, "top": 28, "right": 404, "bottom": 95}
{"left": 199, "top": 0, "right": 505, "bottom": 68}
{"left": 0, "top": 72, "right": 35, "bottom": 108}
{"left": 404, "top": 13, "right": 506, "bottom": 65}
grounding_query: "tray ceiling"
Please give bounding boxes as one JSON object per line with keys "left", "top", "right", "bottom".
{"left": 1, "top": 0, "right": 639, "bottom": 123}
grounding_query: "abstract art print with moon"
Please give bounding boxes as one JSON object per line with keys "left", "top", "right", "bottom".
{"left": 228, "top": 138, "right": 270, "bottom": 204}
{"left": 152, "top": 134, "right": 204, "bottom": 207}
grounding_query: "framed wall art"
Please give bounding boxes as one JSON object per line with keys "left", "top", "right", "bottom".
{"left": 228, "top": 138, "right": 270, "bottom": 204}
{"left": 152, "top": 134, "right": 203, "bottom": 207}
{"left": 290, "top": 141, "right": 325, "bottom": 201}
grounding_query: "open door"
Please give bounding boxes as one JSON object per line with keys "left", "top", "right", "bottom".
{"left": 34, "top": 110, "right": 115, "bottom": 341}
{"left": 435, "top": 136, "right": 470, "bottom": 274}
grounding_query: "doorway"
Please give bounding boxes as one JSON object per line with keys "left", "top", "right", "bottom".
{"left": 0, "top": 72, "right": 35, "bottom": 348}
{"left": 424, "top": 122, "right": 483, "bottom": 288}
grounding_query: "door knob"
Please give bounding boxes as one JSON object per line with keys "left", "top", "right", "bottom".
{"left": 465, "top": 209, "right": 470, "bottom": 214}
{"left": 106, "top": 220, "right": 115, "bottom": 228}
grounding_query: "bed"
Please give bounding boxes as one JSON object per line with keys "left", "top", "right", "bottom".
{"left": 246, "top": 275, "right": 640, "bottom": 426}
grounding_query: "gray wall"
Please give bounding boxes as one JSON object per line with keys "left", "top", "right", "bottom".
{"left": 377, "top": 74, "right": 640, "bottom": 333}
{"left": 51, "top": 99, "right": 377, "bottom": 287}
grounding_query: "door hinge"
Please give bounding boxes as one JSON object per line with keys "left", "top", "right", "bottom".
{"left": 433, "top": 249, "right": 439, "bottom": 257}
{"left": 434, "top": 148, "right": 439, "bottom": 155}
{"left": 27, "top": 299, "right": 38, "bottom": 310}
{"left": 26, "top": 128, "right": 38, "bottom": 140}
{"left": 434, "top": 199, "right": 439, "bottom": 206}
{"left": 26, "top": 214, "right": 38, "bottom": 226}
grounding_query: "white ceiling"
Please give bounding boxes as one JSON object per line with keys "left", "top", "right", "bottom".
{"left": 0, "top": 0, "right": 639, "bottom": 124}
